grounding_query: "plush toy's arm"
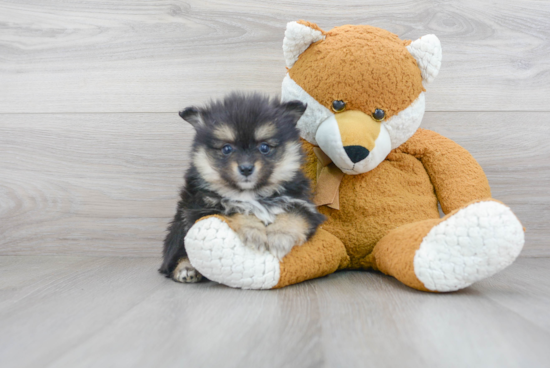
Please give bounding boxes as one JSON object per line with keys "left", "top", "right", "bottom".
{"left": 397, "top": 128, "right": 491, "bottom": 214}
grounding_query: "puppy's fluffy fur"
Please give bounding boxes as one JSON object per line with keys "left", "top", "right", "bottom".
{"left": 159, "top": 92, "right": 325, "bottom": 283}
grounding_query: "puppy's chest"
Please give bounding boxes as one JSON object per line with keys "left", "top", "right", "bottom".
{"left": 219, "top": 196, "right": 290, "bottom": 225}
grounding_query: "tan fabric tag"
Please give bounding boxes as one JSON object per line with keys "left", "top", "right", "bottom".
{"left": 312, "top": 147, "right": 345, "bottom": 210}
{"left": 313, "top": 147, "right": 332, "bottom": 168}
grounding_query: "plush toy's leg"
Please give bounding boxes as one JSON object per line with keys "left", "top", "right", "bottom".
{"left": 372, "top": 200, "right": 524, "bottom": 292}
{"left": 184, "top": 215, "right": 350, "bottom": 289}
{"left": 274, "top": 226, "right": 350, "bottom": 289}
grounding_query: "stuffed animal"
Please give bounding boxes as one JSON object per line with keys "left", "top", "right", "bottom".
{"left": 184, "top": 21, "right": 525, "bottom": 291}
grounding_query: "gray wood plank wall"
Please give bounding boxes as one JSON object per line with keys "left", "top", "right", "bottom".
{"left": 1, "top": 0, "right": 549, "bottom": 256}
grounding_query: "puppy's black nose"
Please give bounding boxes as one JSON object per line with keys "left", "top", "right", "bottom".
{"left": 238, "top": 164, "right": 255, "bottom": 177}
{"left": 344, "top": 146, "right": 369, "bottom": 163}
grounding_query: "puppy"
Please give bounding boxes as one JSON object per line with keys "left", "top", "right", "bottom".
{"left": 159, "top": 92, "right": 325, "bottom": 283}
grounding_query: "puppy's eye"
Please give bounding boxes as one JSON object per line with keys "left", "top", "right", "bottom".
{"left": 259, "top": 143, "right": 270, "bottom": 154}
{"left": 332, "top": 100, "right": 346, "bottom": 112}
{"left": 373, "top": 109, "right": 385, "bottom": 121}
{"left": 222, "top": 144, "right": 233, "bottom": 155}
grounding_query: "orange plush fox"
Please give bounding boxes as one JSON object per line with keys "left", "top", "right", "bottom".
{"left": 185, "top": 21, "right": 524, "bottom": 292}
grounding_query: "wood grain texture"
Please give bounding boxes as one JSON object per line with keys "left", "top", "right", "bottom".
{"left": 1, "top": 112, "right": 548, "bottom": 257}
{"left": 1, "top": 0, "right": 550, "bottom": 113}
{"left": 0, "top": 256, "right": 549, "bottom": 368}
{"left": 0, "top": 113, "right": 192, "bottom": 256}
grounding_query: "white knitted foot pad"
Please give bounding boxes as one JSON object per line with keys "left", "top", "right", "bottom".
{"left": 414, "top": 201, "right": 524, "bottom": 292}
{"left": 185, "top": 217, "right": 280, "bottom": 289}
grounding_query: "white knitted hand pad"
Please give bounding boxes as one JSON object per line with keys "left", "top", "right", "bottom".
{"left": 185, "top": 217, "right": 281, "bottom": 289}
{"left": 414, "top": 201, "right": 524, "bottom": 292}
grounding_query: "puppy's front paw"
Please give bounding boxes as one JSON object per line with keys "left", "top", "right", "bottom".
{"left": 266, "top": 213, "right": 309, "bottom": 260}
{"left": 267, "top": 232, "right": 300, "bottom": 260}
{"left": 172, "top": 258, "right": 203, "bottom": 283}
{"left": 237, "top": 226, "right": 268, "bottom": 252}
{"left": 228, "top": 214, "right": 268, "bottom": 252}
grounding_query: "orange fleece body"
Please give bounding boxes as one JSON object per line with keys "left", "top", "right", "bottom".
{"left": 300, "top": 128, "right": 492, "bottom": 269}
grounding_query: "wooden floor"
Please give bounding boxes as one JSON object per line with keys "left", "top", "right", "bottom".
{"left": 0, "top": 256, "right": 549, "bottom": 368}
{"left": 1, "top": 1, "right": 550, "bottom": 367}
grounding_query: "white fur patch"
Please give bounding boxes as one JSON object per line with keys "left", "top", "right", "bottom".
{"left": 414, "top": 201, "right": 524, "bottom": 292}
{"left": 221, "top": 196, "right": 284, "bottom": 225}
{"left": 383, "top": 92, "right": 426, "bottom": 149}
{"left": 220, "top": 193, "right": 315, "bottom": 226}
{"left": 406, "top": 34, "right": 442, "bottom": 83}
{"left": 281, "top": 74, "right": 333, "bottom": 145}
{"left": 185, "top": 217, "right": 281, "bottom": 289}
{"left": 283, "top": 21, "right": 325, "bottom": 68}
{"left": 267, "top": 142, "right": 302, "bottom": 187}
{"left": 237, "top": 182, "right": 256, "bottom": 190}
{"left": 193, "top": 147, "right": 222, "bottom": 185}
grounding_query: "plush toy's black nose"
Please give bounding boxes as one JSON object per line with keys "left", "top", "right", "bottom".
{"left": 344, "top": 146, "right": 370, "bottom": 163}
{"left": 238, "top": 164, "right": 255, "bottom": 177}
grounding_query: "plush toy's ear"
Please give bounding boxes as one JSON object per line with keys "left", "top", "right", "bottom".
{"left": 283, "top": 21, "right": 326, "bottom": 68}
{"left": 406, "top": 34, "right": 442, "bottom": 83}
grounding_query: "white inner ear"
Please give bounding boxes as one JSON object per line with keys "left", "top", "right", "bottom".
{"left": 283, "top": 21, "right": 326, "bottom": 68}
{"left": 406, "top": 34, "right": 442, "bottom": 83}
{"left": 281, "top": 74, "right": 333, "bottom": 145}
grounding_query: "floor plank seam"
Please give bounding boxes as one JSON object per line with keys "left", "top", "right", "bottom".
{"left": 45, "top": 277, "right": 168, "bottom": 366}
{"left": 478, "top": 293, "right": 550, "bottom": 337}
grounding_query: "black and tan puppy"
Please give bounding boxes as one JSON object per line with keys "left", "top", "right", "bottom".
{"left": 159, "top": 92, "right": 325, "bottom": 283}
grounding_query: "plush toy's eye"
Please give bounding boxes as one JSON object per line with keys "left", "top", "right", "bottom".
{"left": 332, "top": 100, "right": 346, "bottom": 112}
{"left": 222, "top": 144, "right": 233, "bottom": 155}
{"left": 259, "top": 143, "right": 271, "bottom": 154}
{"left": 372, "top": 109, "right": 385, "bottom": 121}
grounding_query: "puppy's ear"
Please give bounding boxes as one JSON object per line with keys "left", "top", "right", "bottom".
{"left": 179, "top": 107, "right": 204, "bottom": 129}
{"left": 280, "top": 100, "right": 307, "bottom": 125}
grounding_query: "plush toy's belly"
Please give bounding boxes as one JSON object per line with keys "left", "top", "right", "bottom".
{"left": 315, "top": 151, "right": 440, "bottom": 268}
